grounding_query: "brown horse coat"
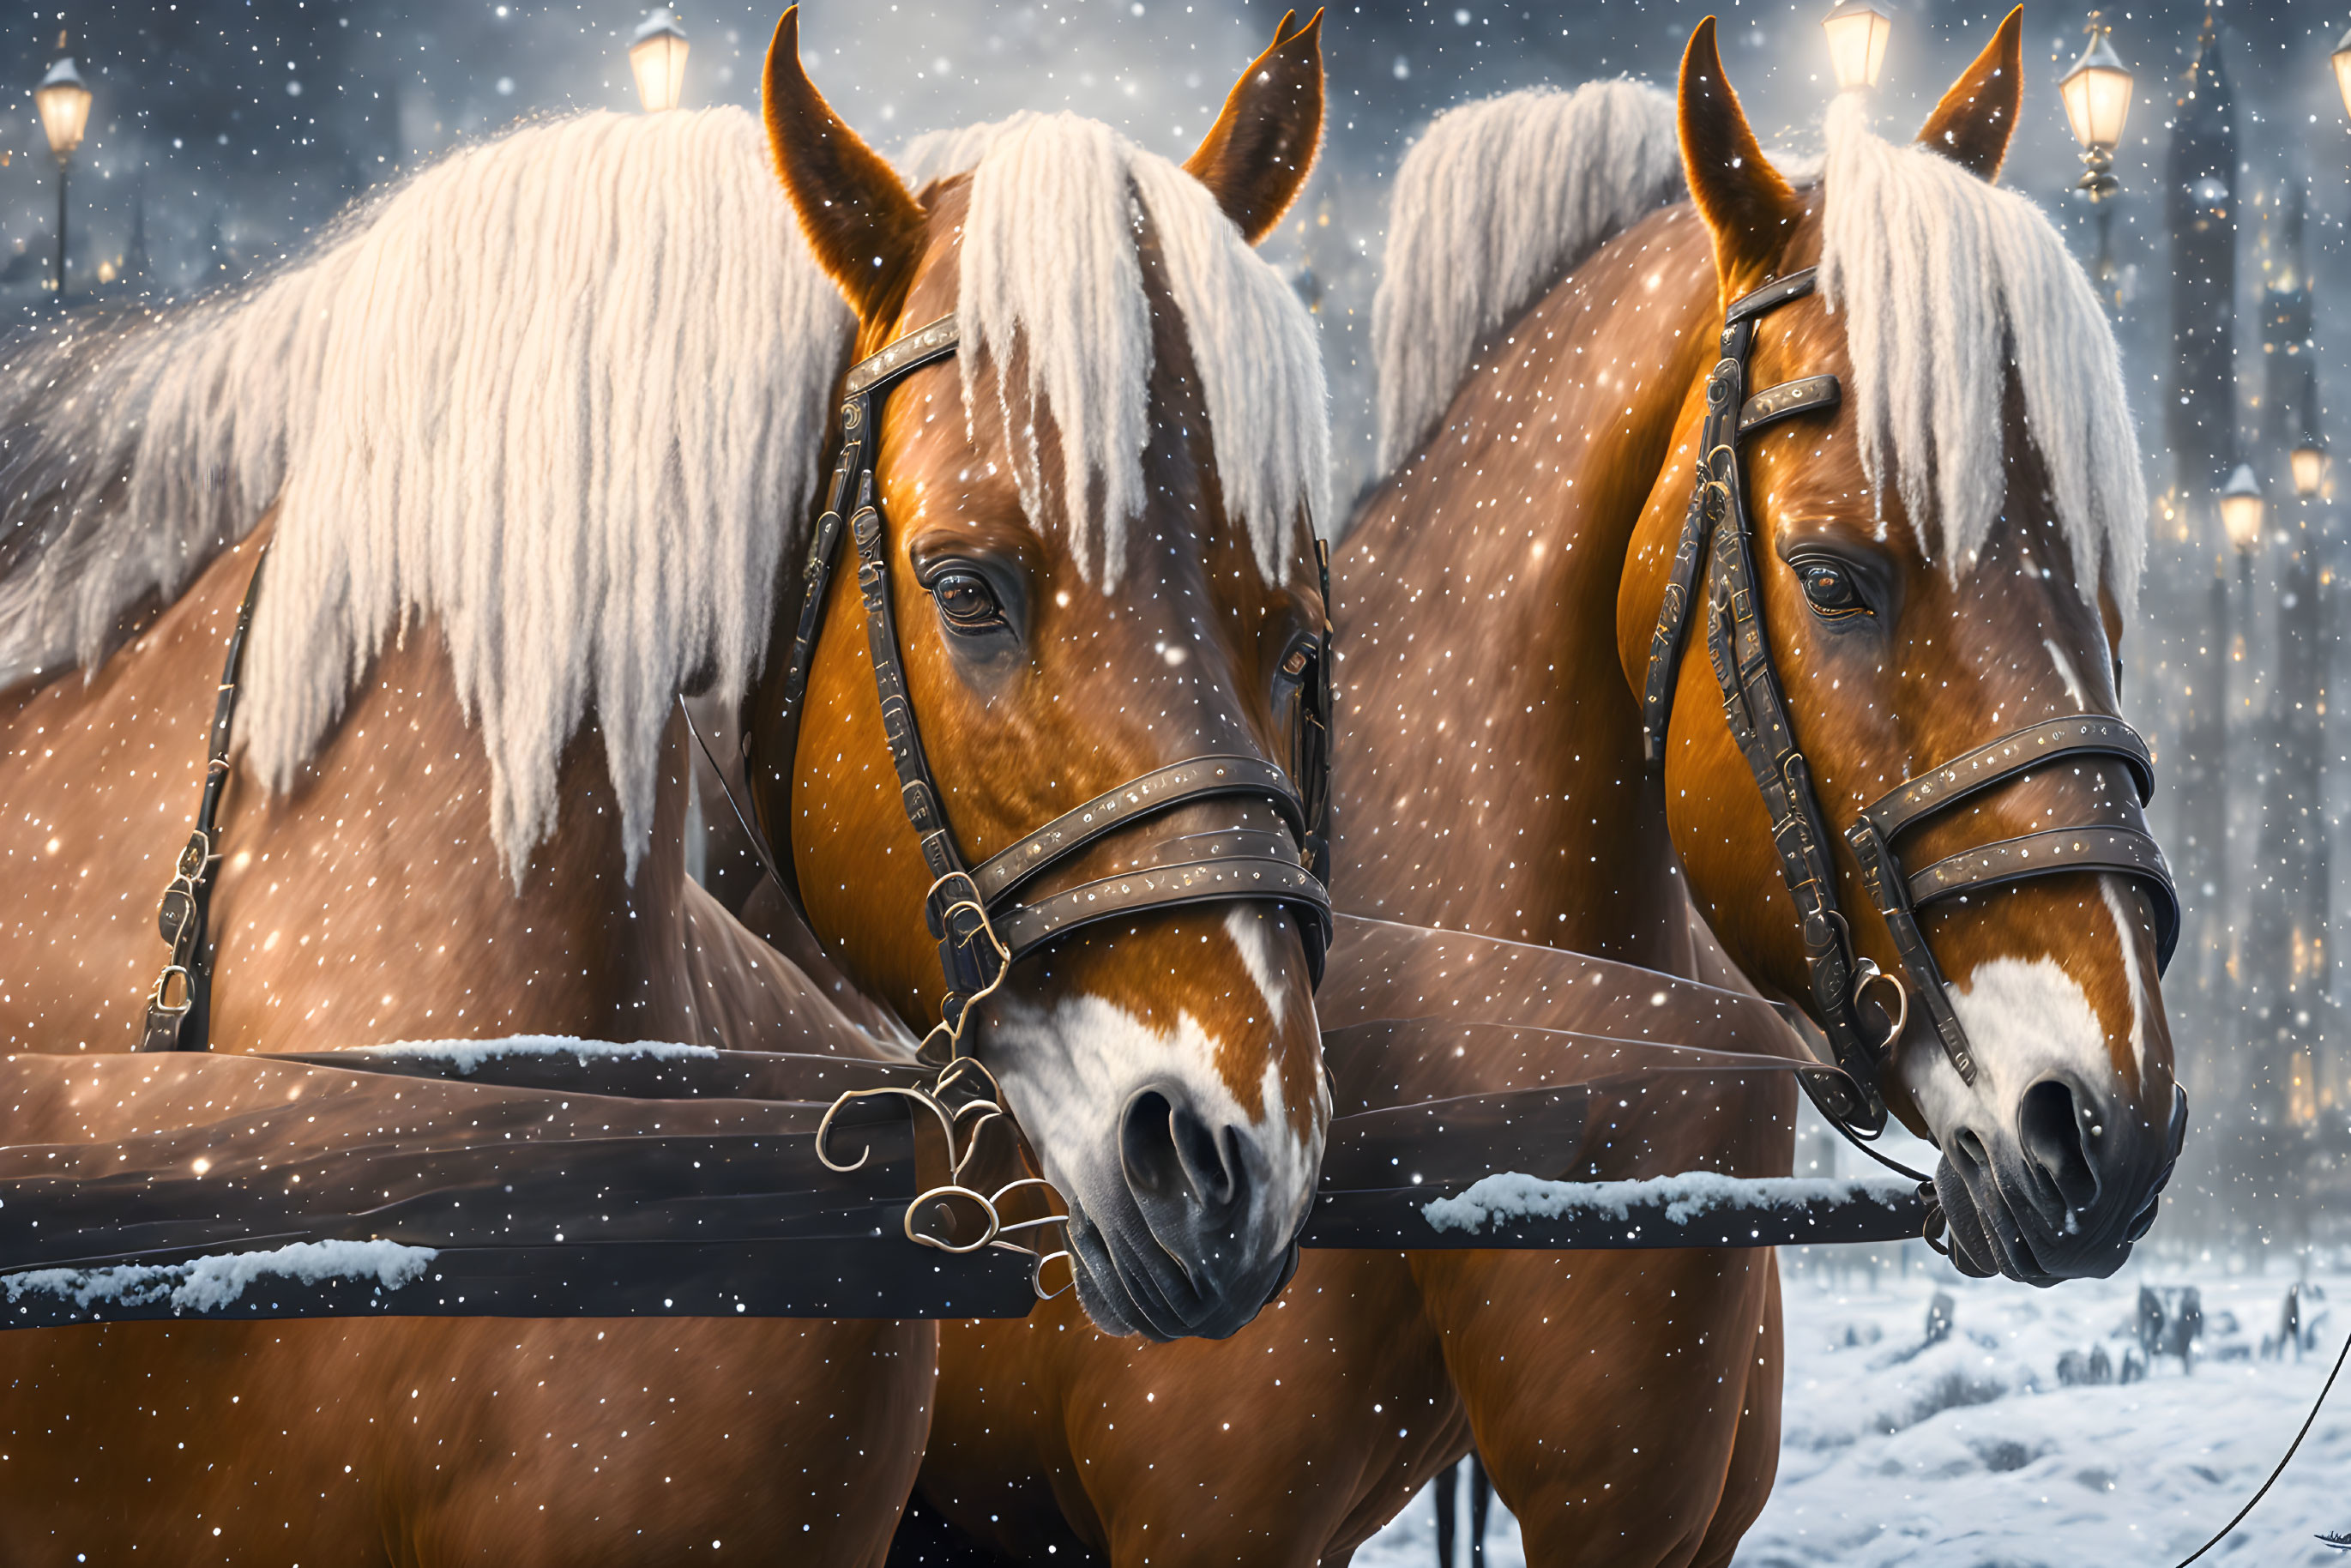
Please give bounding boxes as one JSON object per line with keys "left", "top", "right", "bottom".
{"left": 0, "top": 534, "right": 938, "bottom": 1565}
{"left": 911, "top": 11, "right": 2176, "bottom": 1566}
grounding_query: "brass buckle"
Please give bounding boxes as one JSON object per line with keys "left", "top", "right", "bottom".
{"left": 148, "top": 964, "right": 194, "bottom": 1016}
{"left": 919, "top": 871, "right": 1014, "bottom": 1066}
{"left": 1854, "top": 963, "right": 1911, "bottom": 1058}
{"left": 175, "top": 830, "right": 214, "bottom": 880}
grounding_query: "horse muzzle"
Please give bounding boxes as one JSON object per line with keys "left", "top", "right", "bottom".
{"left": 1934, "top": 1079, "right": 2188, "bottom": 1285}
{"left": 1059, "top": 1085, "right": 1311, "bottom": 1341}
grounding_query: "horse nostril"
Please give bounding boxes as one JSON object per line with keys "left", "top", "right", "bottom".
{"left": 1120, "top": 1089, "right": 1243, "bottom": 1214}
{"left": 2017, "top": 1078, "right": 2101, "bottom": 1214}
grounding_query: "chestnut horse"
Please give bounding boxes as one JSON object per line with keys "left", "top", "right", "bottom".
{"left": 0, "top": 9, "right": 1334, "bottom": 1558}
{"left": 907, "top": 12, "right": 2185, "bottom": 1565}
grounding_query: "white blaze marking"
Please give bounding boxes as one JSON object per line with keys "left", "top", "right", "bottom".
{"left": 980, "top": 992, "right": 1323, "bottom": 1242}
{"left": 2101, "top": 877, "right": 2149, "bottom": 1074}
{"left": 2042, "top": 638, "right": 2090, "bottom": 713}
{"left": 1907, "top": 956, "right": 2107, "bottom": 1139}
{"left": 1225, "top": 906, "right": 1288, "bottom": 1032}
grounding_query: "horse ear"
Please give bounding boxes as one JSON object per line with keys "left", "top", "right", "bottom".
{"left": 1915, "top": 5, "right": 2023, "bottom": 182}
{"left": 1678, "top": 16, "right": 1804, "bottom": 302}
{"left": 1183, "top": 8, "right": 1325, "bottom": 244}
{"left": 762, "top": 6, "right": 926, "bottom": 322}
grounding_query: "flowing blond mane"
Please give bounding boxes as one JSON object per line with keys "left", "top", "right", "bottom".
{"left": 0, "top": 104, "right": 1330, "bottom": 880}
{"left": 917, "top": 111, "right": 1329, "bottom": 584}
{"left": 1372, "top": 86, "right": 2146, "bottom": 612}
{"left": 1820, "top": 94, "right": 2146, "bottom": 614}
{"left": 1371, "top": 81, "right": 1685, "bottom": 472}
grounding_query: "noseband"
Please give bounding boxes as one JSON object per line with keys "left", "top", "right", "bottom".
{"left": 761, "top": 315, "right": 1336, "bottom": 1068}
{"left": 1640, "top": 268, "right": 2179, "bottom": 1137}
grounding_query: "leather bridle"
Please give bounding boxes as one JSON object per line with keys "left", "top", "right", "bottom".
{"left": 755, "top": 313, "right": 1337, "bottom": 1069}
{"left": 1640, "top": 268, "right": 2180, "bottom": 1138}
{"left": 140, "top": 315, "right": 1335, "bottom": 1078}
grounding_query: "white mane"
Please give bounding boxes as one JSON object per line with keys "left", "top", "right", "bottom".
{"left": 1820, "top": 94, "right": 2146, "bottom": 615}
{"left": 952, "top": 112, "right": 1328, "bottom": 583}
{"left": 0, "top": 104, "right": 1329, "bottom": 882}
{"left": 895, "top": 112, "right": 1041, "bottom": 190}
{"left": 1371, "top": 81, "right": 1685, "bottom": 472}
{"left": 0, "top": 108, "right": 850, "bottom": 880}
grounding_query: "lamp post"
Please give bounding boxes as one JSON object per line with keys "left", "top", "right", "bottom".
{"left": 2293, "top": 437, "right": 2330, "bottom": 503}
{"left": 1820, "top": 1, "right": 1892, "bottom": 94}
{"left": 33, "top": 53, "right": 93, "bottom": 302}
{"left": 629, "top": 9, "right": 689, "bottom": 113}
{"left": 2222, "top": 462, "right": 2265, "bottom": 558}
{"left": 2059, "top": 13, "right": 2133, "bottom": 203}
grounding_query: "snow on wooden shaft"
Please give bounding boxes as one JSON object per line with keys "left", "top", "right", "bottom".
{"left": 1421, "top": 1170, "right": 1921, "bottom": 1233}
{"left": 3, "top": 1239, "right": 437, "bottom": 1314}
{"left": 339, "top": 1034, "right": 720, "bottom": 1076}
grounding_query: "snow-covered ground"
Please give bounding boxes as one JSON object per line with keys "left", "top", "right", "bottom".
{"left": 1357, "top": 1252, "right": 2349, "bottom": 1567}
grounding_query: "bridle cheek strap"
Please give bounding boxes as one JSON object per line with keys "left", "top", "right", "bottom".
{"left": 141, "top": 545, "right": 269, "bottom": 1052}
{"left": 785, "top": 314, "right": 1335, "bottom": 1067}
{"left": 1639, "top": 268, "right": 2180, "bottom": 1138}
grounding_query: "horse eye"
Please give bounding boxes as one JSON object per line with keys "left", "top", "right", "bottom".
{"left": 932, "top": 571, "right": 1003, "bottom": 630}
{"left": 1798, "top": 561, "right": 1866, "bottom": 617}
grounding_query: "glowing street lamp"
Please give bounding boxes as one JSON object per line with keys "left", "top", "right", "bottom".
{"left": 2292, "top": 439, "right": 2330, "bottom": 501}
{"left": 2331, "top": 25, "right": 2351, "bottom": 122}
{"left": 1821, "top": 1, "right": 1892, "bottom": 94}
{"left": 2221, "top": 463, "right": 2266, "bottom": 556}
{"left": 2059, "top": 15, "right": 2132, "bottom": 202}
{"left": 34, "top": 53, "right": 93, "bottom": 300}
{"left": 630, "top": 9, "right": 690, "bottom": 113}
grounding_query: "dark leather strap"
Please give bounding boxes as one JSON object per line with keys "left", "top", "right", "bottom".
{"left": 1859, "top": 715, "right": 2155, "bottom": 842}
{"left": 755, "top": 312, "right": 1335, "bottom": 1056}
{"left": 1902, "top": 824, "right": 2179, "bottom": 962}
{"left": 1724, "top": 266, "right": 1819, "bottom": 323}
{"left": 142, "top": 545, "right": 269, "bottom": 1053}
{"left": 1642, "top": 276, "right": 1839, "bottom": 773}
{"left": 751, "top": 423, "right": 864, "bottom": 926}
{"left": 843, "top": 317, "right": 960, "bottom": 394}
{"left": 1739, "top": 374, "right": 1841, "bottom": 437}
{"left": 997, "top": 852, "right": 1332, "bottom": 965}
{"left": 971, "top": 756, "right": 1309, "bottom": 905}
{"left": 1847, "top": 817, "right": 1979, "bottom": 1085}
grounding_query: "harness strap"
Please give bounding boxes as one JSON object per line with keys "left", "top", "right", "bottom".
{"left": 801, "top": 313, "right": 1334, "bottom": 1063}
{"left": 1858, "top": 715, "right": 2155, "bottom": 839}
{"left": 996, "top": 841, "right": 1330, "bottom": 967}
{"left": 1638, "top": 262, "right": 2182, "bottom": 1149}
{"left": 142, "top": 545, "right": 269, "bottom": 1053}
{"left": 970, "top": 755, "right": 1310, "bottom": 904}
{"left": 1737, "top": 373, "right": 1841, "bottom": 437}
{"left": 1900, "top": 826, "right": 2177, "bottom": 954}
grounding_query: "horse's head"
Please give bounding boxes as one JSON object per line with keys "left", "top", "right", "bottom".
{"left": 1625, "top": 12, "right": 2184, "bottom": 1284}
{"left": 751, "top": 8, "right": 1333, "bottom": 1339}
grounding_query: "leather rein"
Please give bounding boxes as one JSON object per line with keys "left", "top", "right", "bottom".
{"left": 1639, "top": 267, "right": 2181, "bottom": 1143}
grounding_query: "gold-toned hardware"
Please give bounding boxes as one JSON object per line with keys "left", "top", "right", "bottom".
{"left": 176, "top": 832, "right": 213, "bottom": 879}
{"left": 149, "top": 964, "right": 193, "bottom": 1015}
{"left": 1854, "top": 965, "right": 1910, "bottom": 1057}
